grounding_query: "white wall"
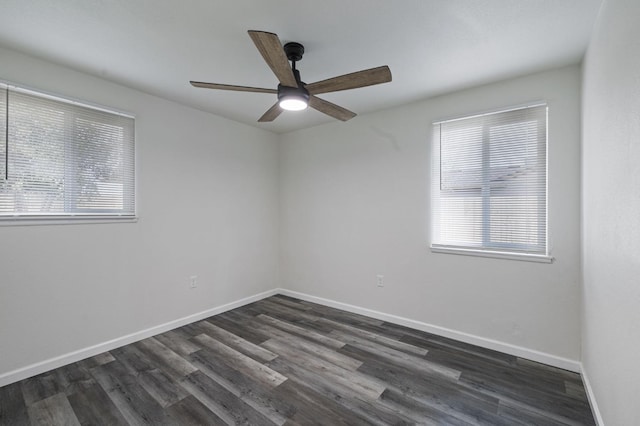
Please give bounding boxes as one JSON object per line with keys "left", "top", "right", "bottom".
{"left": 582, "top": 0, "right": 640, "bottom": 423}
{"left": 280, "top": 66, "right": 582, "bottom": 363}
{"left": 0, "top": 47, "right": 280, "bottom": 377}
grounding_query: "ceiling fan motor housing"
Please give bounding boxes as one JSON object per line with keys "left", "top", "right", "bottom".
{"left": 278, "top": 84, "right": 309, "bottom": 102}
{"left": 278, "top": 67, "right": 309, "bottom": 103}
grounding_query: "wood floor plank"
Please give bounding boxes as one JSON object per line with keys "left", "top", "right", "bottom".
{"left": 138, "top": 368, "right": 190, "bottom": 408}
{"left": 254, "top": 299, "right": 322, "bottom": 323}
{"left": 188, "top": 348, "right": 293, "bottom": 425}
{"left": 516, "top": 357, "right": 583, "bottom": 381}
{"left": 515, "top": 358, "right": 586, "bottom": 390}
{"left": 67, "top": 383, "right": 128, "bottom": 426}
{"left": 270, "top": 380, "right": 369, "bottom": 426}
{"left": 53, "top": 363, "right": 96, "bottom": 397}
{"left": 332, "top": 329, "right": 462, "bottom": 381}
{"left": 385, "top": 383, "right": 511, "bottom": 426}
{"left": 173, "top": 321, "right": 208, "bottom": 338}
{"left": 110, "top": 343, "right": 156, "bottom": 377}
{"left": 564, "top": 380, "right": 589, "bottom": 399}
{"left": 0, "top": 382, "right": 29, "bottom": 426}
{"left": 74, "top": 352, "right": 115, "bottom": 370}
{"left": 226, "top": 302, "right": 265, "bottom": 318}
{"left": 257, "top": 314, "right": 345, "bottom": 349}
{"left": 497, "top": 398, "right": 590, "bottom": 426}
{"left": 154, "top": 329, "right": 201, "bottom": 357}
{"left": 380, "top": 387, "right": 474, "bottom": 426}
{"left": 341, "top": 319, "right": 408, "bottom": 340}
{"left": 90, "top": 360, "right": 174, "bottom": 425}
{"left": 165, "top": 394, "right": 227, "bottom": 426}
{"left": 290, "top": 318, "right": 339, "bottom": 335}
{"left": 267, "top": 357, "right": 415, "bottom": 425}
{"left": 318, "top": 316, "right": 429, "bottom": 356}
{"left": 192, "top": 333, "right": 287, "bottom": 388}
{"left": 134, "top": 337, "right": 197, "bottom": 380}
{"left": 342, "top": 343, "right": 506, "bottom": 425}
{"left": 397, "top": 326, "right": 519, "bottom": 366}
{"left": 262, "top": 337, "right": 386, "bottom": 400}
{"left": 269, "top": 294, "right": 314, "bottom": 311}
{"left": 299, "top": 299, "right": 386, "bottom": 327}
{"left": 425, "top": 347, "right": 568, "bottom": 396}
{"left": 26, "top": 393, "right": 81, "bottom": 426}
{"left": 206, "top": 314, "right": 271, "bottom": 345}
{"left": 20, "top": 373, "right": 64, "bottom": 406}
{"left": 255, "top": 322, "right": 362, "bottom": 370}
{"left": 180, "top": 370, "right": 277, "bottom": 425}
{"left": 424, "top": 335, "right": 518, "bottom": 365}
{"left": 459, "top": 368, "right": 593, "bottom": 421}
{"left": 198, "top": 320, "right": 279, "bottom": 362}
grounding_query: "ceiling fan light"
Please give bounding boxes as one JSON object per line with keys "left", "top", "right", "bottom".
{"left": 279, "top": 96, "right": 308, "bottom": 111}
{"left": 278, "top": 83, "right": 310, "bottom": 112}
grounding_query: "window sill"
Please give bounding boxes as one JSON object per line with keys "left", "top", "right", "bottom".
{"left": 430, "top": 245, "right": 553, "bottom": 263}
{"left": 0, "top": 216, "right": 138, "bottom": 227}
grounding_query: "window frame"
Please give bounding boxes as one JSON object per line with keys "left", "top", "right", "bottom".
{"left": 430, "top": 103, "right": 552, "bottom": 263}
{"left": 0, "top": 81, "right": 137, "bottom": 226}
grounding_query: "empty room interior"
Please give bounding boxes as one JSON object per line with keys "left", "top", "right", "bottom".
{"left": 0, "top": 0, "right": 638, "bottom": 425}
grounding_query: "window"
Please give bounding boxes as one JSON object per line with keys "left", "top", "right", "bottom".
{"left": 0, "top": 83, "right": 135, "bottom": 222}
{"left": 431, "top": 104, "right": 549, "bottom": 262}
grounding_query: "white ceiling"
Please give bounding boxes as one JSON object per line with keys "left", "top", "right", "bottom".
{"left": 0, "top": 0, "right": 602, "bottom": 134}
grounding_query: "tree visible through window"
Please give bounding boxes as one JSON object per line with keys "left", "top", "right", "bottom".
{"left": 0, "top": 84, "right": 135, "bottom": 219}
{"left": 431, "top": 104, "right": 548, "bottom": 259}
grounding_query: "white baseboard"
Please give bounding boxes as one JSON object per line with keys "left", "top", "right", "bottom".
{"left": 276, "top": 288, "right": 582, "bottom": 373}
{"left": 580, "top": 364, "right": 605, "bottom": 425}
{"left": 0, "top": 289, "right": 278, "bottom": 388}
{"left": 0, "top": 286, "right": 584, "bottom": 389}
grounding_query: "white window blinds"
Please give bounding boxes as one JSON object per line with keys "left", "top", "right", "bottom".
{"left": 431, "top": 104, "right": 548, "bottom": 258}
{"left": 0, "top": 84, "right": 135, "bottom": 219}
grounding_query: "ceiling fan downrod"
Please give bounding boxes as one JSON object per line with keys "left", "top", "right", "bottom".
{"left": 278, "top": 41, "right": 309, "bottom": 109}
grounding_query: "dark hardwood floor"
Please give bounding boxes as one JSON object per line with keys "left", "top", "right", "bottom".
{"left": 0, "top": 295, "right": 595, "bottom": 425}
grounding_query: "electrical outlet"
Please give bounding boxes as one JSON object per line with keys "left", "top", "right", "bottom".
{"left": 189, "top": 275, "right": 198, "bottom": 289}
{"left": 376, "top": 274, "right": 384, "bottom": 287}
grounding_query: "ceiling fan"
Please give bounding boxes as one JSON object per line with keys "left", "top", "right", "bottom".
{"left": 190, "top": 30, "right": 392, "bottom": 123}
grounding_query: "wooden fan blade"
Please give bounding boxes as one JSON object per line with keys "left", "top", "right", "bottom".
{"left": 305, "top": 66, "right": 392, "bottom": 95}
{"left": 248, "top": 30, "right": 297, "bottom": 88}
{"left": 258, "top": 102, "right": 283, "bottom": 122}
{"left": 309, "top": 95, "right": 357, "bottom": 121}
{"left": 190, "top": 81, "right": 276, "bottom": 94}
